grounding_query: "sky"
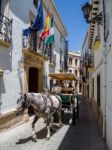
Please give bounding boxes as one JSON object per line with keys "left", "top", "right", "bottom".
{"left": 54, "top": 0, "right": 89, "bottom": 51}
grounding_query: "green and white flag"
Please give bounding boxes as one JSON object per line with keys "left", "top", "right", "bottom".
{"left": 46, "top": 15, "right": 54, "bottom": 44}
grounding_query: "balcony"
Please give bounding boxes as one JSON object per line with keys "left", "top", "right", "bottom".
{"left": 86, "top": 55, "right": 94, "bottom": 72}
{"left": 22, "top": 30, "right": 48, "bottom": 61}
{"left": 49, "top": 54, "right": 56, "bottom": 67}
{"left": 0, "top": 13, "right": 12, "bottom": 47}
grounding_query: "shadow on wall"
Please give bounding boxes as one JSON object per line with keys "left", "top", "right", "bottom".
{"left": 0, "top": 76, "right": 6, "bottom": 113}
{"left": 10, "top": 0, "right": 34, "bottom": 24}
{"left": 0, "top": 47, "right": 13, "bottom": 71}
{"left": 17, "top": 59, "right": 24, "bottom": 93}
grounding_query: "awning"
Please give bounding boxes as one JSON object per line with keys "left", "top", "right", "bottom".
{"left": 49, "top": 72, "right": 77, "bottom": 81}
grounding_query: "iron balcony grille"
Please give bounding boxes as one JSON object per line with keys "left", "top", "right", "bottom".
{"left": 22, "top": 29, "right": 49, "bottom": 57}
{"left": 49, "top": 54, "right": 56, "bottom": 65}
{"left": 0, "top": 13, "right": 12, "bottom": 44}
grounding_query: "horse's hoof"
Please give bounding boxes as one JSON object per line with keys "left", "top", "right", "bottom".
{"left": 46, "top": 137, "right": 50, "bottom": 140}
{"left": 32, "top": 137, "right": 37, "bottom": 142}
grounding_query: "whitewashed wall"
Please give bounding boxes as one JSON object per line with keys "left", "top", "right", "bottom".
{"left": 0, "top": 0, "right": 67, "bottom": 113}
{"left": 105, "top": 1, "right": 112, "bottom": 148}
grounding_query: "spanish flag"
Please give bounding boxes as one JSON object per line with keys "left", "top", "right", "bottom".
{"left": 46, "top": 15, "right": 54, "bottom": 44}
{"left": 40, "top": 11, "right": 50, "bottom": 39}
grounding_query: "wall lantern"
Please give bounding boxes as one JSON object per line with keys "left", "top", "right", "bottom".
{"left": 82, "top": 2, "right": 102, "bottom": 24}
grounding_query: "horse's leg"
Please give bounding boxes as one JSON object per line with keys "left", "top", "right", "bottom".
{"left": 50, "top": 115, "right": 54, "bottom": 130}
{"left": 46, "top": 116, "right": 51, "bottom": 140}
{"left": 58, "top": 108, "right": 62, "bottom": 126}
{"left": 32, "top": 115, "right": 38, "bottom": 142}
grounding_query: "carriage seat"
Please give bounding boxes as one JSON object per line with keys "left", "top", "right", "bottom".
{"left": 61, "top": 87, "right": 74, "bottom": 94}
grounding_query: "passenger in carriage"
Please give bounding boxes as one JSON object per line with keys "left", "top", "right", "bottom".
{"left": 68, "top": 82, "right": 75, "bottom": 94}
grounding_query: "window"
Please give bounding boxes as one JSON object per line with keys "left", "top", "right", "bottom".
{"left": 69, "top": 57, "right": 72, "bottom": 65}
{"left": 48, "top": 43, "right": 53, "bottom": 63}
{"left": 79, "top": 84, "right": 82, "bottom": 93}
{"left": 92, "top": 78, "right": 94, "bottom": 98}
{"left": 75, "top": 59, "right": 78, "bottom": 66}
{"left": 97, "top": 75, "right": 100, "bottom": 107}
{"left": 75, "top": 83, "right": 77, "bottom": 89}
{"left": 75, "top": 70, "right": 77, "bottom": 77}
{"left": 87, "top": 84, "right": 89, "bottom": 98}
{"left": 33, "top": 0, "right": 38, "bottom": 8}
{"left": 69, "top": 69, "right": 72, "bottom": 73}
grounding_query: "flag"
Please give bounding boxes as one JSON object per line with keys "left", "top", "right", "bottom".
{"left": 40, "top": 11, "right": 51, "bottom": 39}
{"left": 32, "top": 0, "right": 44, "bottom": 31}
{"left": 23, "top": 0, "right": 44, "bottom": 36}
{"left": 23, "top": 27, "right": 32, "bottom": 36}
{"left": 46, "top": 15, "right": 54, "bottom": 44}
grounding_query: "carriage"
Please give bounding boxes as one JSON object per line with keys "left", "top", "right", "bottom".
{"left": 49, "top": 72, "right": 79, "bottom": 125}
{"left": 16, "top": 72, "right": 79, "bottom": 141}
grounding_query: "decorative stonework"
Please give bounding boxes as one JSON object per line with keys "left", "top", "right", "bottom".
{"left": 22, "top": 48, "right": 47, "bottom": 93}
{"left": 0, "top": 39, "right": 10, "bottom": 48}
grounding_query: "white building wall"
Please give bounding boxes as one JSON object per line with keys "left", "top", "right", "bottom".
{"left": 105, "top": 3, "right": 112, "bottom": 148}
{"left": 0, "top": 0, "right": 34, "bottom": 113}
{"left": 68, "top": 52, "right": 82, "bottom": 94}
{"left": 106, "top": 48, "right": 112, "bottom": 150}
{"left": 0, "top": 0, "right": 67, "bottom": 113}
{"left": 81, "top": 0, "right": 112, "bottom": 149}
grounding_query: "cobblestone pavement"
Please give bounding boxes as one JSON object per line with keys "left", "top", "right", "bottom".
{"left": 0, "top": 96, "right": 108, "bottom": 150}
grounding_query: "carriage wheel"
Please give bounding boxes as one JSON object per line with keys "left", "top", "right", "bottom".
{"left": 72, "top": 107, "right": 76, "bottom": 125}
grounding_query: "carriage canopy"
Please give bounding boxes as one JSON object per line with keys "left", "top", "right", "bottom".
{"left": 49, "top": 72, "right": 77, "bottom": 81}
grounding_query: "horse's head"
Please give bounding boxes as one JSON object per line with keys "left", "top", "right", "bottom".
{"left": 16, "top": 93, "right": 28, "bottom": 116}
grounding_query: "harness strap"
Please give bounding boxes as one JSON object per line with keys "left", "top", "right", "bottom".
{"left": 41, "top": 94, "right": 47, "bottom": 112}
{"left": 48, "top": 95, "right": 54, "bottom": 108}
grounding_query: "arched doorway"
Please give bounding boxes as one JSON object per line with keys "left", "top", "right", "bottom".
{"left": 28, "top": 67, "right": 38, "bottom": 92}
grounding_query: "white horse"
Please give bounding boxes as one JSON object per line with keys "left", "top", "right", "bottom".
{"left": 16, "top": 92, "right": 62, "bottom": 142}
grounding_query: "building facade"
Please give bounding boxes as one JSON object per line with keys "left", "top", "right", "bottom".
{"left": 68, "top": 51, "right": 82, "bottom": 94}
{"left": 0, "top": 0, "right": 67, "bottom": 117}
{"left": 81, "top": 0, "right": 112, "bottom": 149}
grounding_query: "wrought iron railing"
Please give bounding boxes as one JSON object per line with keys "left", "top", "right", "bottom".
{"left": 0, "top": 13, "right": 12, "bottom": 44}
{"left": 87, "top": 54, "right": 94, "bottom": 68}
{"left": 82, "top": 53, "right": 94, "bottom": 68}
{"left": 53, "top": 54, "right": 56, "bottom": 65}
{"left": 22, "top": 30, "right": 49, "bottom": 57}
{"left": 49, "top": 53, "right": 56, "bottom": 65}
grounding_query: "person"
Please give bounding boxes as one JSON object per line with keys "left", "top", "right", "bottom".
{"left": 68, "top": 82, "right": 75, "bottom": 94}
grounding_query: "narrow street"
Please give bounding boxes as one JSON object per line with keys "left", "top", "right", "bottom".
{"left": 0, "top": 97, "right": 108, "bottom": 150}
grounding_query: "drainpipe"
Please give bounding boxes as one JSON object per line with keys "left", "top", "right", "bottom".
{"left": 102, "top": 0, "right": 107, "bottom": 140}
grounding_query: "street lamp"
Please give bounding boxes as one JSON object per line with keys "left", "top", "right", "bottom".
{"left": 82, "top": 2, "right": 102, "bottom": 24}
